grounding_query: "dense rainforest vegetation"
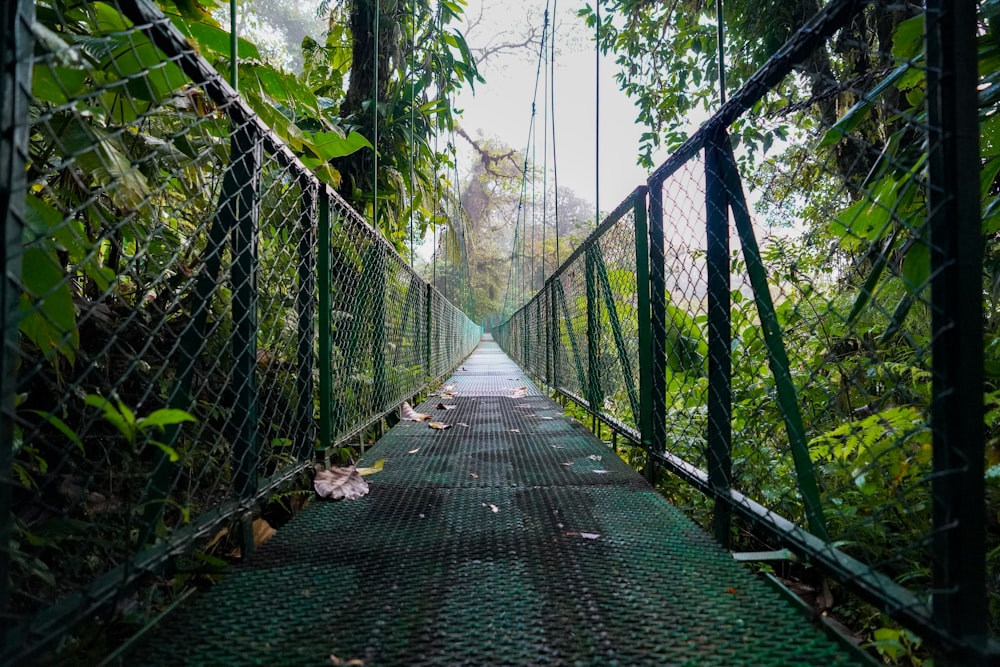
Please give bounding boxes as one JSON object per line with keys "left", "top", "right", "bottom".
{"left": 11, "top": 0, "right": 1000, "bottom": 663}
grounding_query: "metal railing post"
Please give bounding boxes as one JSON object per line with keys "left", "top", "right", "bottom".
{"left": 318, "top": 190, "right": 333, "bottom": 450}
{"left": 646, "top": 179, "right": 668, "bottom": 479}
{"left": 926, "top": 0, "right": 986, "bottom": 651}
{"left": 585, "top": 246, "right": 604, "bottom": 410}
{"left": 230, "top": 123, "right": 262, "bottom": 503}
{"left": 633, "top": 187, "right": 654, "bottom": 455}
{"left": 1, "top": 0, "right": 33, "bottom": 626}
{"left": 294, "top": 181, "right": 317, "bottom": 462}
{"left": 425, "top": 283, "right": 433, "bottom": 379}
{"left": 705, "top": 128, "right": 733, "bottom": 548}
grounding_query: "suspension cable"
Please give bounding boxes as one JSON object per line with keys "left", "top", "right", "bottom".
{"left": 550, "top": 0, "right": 560, "bottom": 266}
{"left": 373, "top": 0, "right": 380, "bottom": 230}
{"left": 502, "top": 3, "right": 550, "bottom": 315}
{"left": 595, "top": 0, "right": 600, "bottom": 230}
{"left": 409, "top": 0, "right": 416, "bottom": 264}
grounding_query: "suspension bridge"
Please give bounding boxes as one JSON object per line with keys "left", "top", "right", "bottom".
{"left": 1, "top": 0, "right": 993, "bottom": 665}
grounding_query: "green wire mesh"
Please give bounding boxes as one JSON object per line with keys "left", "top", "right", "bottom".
{"left": 1, "top": 0, "right": 479, "bottom": 662}
{"left": 496, "top": 1, "right": 996, "bottom": 659}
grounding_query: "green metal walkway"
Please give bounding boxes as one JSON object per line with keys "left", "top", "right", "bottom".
{"left": 136, "top": 337, "right": 860, "bottom": 665}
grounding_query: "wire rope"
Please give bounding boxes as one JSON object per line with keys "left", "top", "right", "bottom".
{"left": 550, "top": 0, "right": 560, "bottom": 266}
{"left": 409, "top": 0, "right": 416, "bottom": 265}
{"left": 502, "top": 2, "right": 550, "bottom": 315}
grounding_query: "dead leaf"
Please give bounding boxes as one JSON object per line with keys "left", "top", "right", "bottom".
{"left": 356, "top": 458, "right": 384, "bottom": 476}
{"left": 587, "top": 454, "right": 603, "bottom": 461}
{"left": 516, "top": 403, "right": 531, "bottom": 408}
{"left": 726, "top": 587, "right": 738, "bottom": 595}
{"left": 566, "top": 532, "right": 601, "bottom": 540}
{"left": 253, "top": 518, "right": 276, "bottom": 548}
{"left": 457, "top": 422, "right": 470, "bottom": 427}
{"left": 428, "top": 421, "right": 451, "bottom": 430}
{"left": 509, "top": 387, "right": 528, "bottom": 399}
{"left": 592, "top": 470, "right": 610, "bottom": 474}
{"left": 314, "top": 466, "right": 369, "bottom": 500}
{"left": 440, "top": 391, "right": 458, "bottom": 399}
{"left": 401, "top": 402, "right": 431, "bottom": 422}
{"left": 469, "top": 472, "right": 479, "bottom": 479}
{"left": 483, "top": 503, "right": 499, "bottom": 513}
{"left": 330, "top": 655, "right": 365, "bottom": 666}
{"left": 560, "top": 462, "right": 574, "bottom": 466}
{"left": 540, "top": 416, "right": 555, "bottom": 420}
{"left": 510, "top": 428, "right": 520, "bottom": 433}
{"left": 408, "top": 448, "right": 420, "bottom": 454}
{"left": 436, "top": 403, "right": 457, "bottom": 410}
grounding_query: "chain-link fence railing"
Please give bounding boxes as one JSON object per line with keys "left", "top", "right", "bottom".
{"left": 0, "top": 0, "right": 480, "bottom": 662}
{"left": 497, "top": 1, "right": 993, "bottom": 662}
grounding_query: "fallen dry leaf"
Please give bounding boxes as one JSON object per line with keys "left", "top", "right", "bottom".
{"left": 428, "top": 421, "right": 451, "bottom": 430}
{"left": 560, "top": 462, "right": 574, "bottom": 466}
{"left": 440, "top": 391, "right": 458, "bottom": 399}
{"left": 515, "top": 403, "right": 531, "bottom": 408}
{"left": 509, "top": 386, "right": 528, "bottom": 399}
{"left": 436, "top": 403, "right": 457, "bottom": 410}
{"left": 356, "top": 458, "right": 384, "bottom": 476}
{"left": 457, "top": 422, "right": 470, "bottom": 427}
{"left": 329, "top": 655, "right": 365, "bottom": 666}
{"left": 253, "top": 517, "right": 276, "bottom": 548}
{"left": 401, "top": 401, "right": 431, "bottom": 422}
{"left": 566, "top": 532, "right": 601, "bottom": 540}
{"left": 510, "top": 428, "right": 520, "bottom": 433}
{"left": 469, "top": 472, "right": 479, "bottom": 479}
{"left": 540, "top": 416, "right": 555, "bottom": 420}
{"left": 587, "top": 454, "right": 603, "bottom": 461}
{"left": 483, "top": 503, "right": 500, "bottom": 513}
{"left": 592, "top": 470, "right": 610, "bottom": 474}
{"left": 408, "top": 448, "right": 420, "bottom": 454}
{"left": 314, "top": 466, "right": 369, "bottom": 500}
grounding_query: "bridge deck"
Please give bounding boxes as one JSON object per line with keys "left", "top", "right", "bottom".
{"left": 137, "top": 338, "right": 860, "bottom": 665}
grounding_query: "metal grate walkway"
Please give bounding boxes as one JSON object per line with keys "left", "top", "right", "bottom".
{"left": 136, "top": 337, "right": 861, "bottom": 666}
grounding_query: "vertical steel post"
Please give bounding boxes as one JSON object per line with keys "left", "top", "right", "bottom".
{"left": 371, "top": 249, "right": 388, "bottom": 413}
{"left": 425, "top": 282, "right": 433, "bottom": 379}
{"left": 585, "top": 246, "right": 604, "bottom": 411}
{"left": 926, "top": 0, "right": 986, "bottom": 649}
{"left": 0, "top": 0, "right": 33, "bottom": 624}
{"left": 646, "top": 178, "right": 668, "bottom": 477}
{"left": 231, "top": 123, "right": 261, "bottom": 502}
{"left": 318, "top": 190, "right": 333, "bottom": 450}
{"left": 633, "top": 187, "right": 655, "bottom": 452}
{"left": 705, "top": 130, "right": 733, "bottom": 547}
{"left": 294, "top": 182, "right": 317, "bottom": 461}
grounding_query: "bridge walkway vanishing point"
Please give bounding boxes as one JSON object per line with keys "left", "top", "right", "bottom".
{"left": 134, "top": 336, "right": 862, "bottom": 666}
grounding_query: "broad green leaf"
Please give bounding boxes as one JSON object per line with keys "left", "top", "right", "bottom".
{"left": 32, "top": 65, "right": 87, "bottom": 106}
{"left": 84, "top": 394, "right": 131, "bottom": 439}
{"left": 138, "top": 408, "right": 198, "bottom": 431}
{"left": 304, "top": 130, "right": 372, "bottom": 160}
{"left": 902, "top": 240, "right": 930, "bottom": 294}
{"left": 169, "top": 17, "right": 260, "bottom": 60}
{"left": 149, "top": 440, "right": 181, "bottom": 462}
{"left": 891, "top": 15, "right": 924, "bottom": 61}
{"left": 18, "top": 247, "right": 78, "bottom": 364}
{"left": 27, "top": 410, "right": 84, "bottom": 453}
